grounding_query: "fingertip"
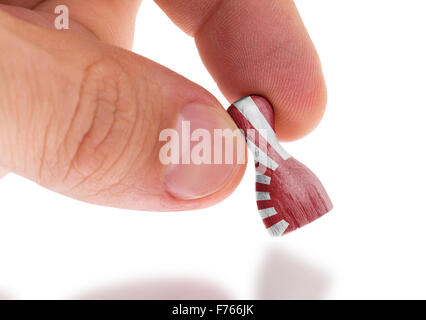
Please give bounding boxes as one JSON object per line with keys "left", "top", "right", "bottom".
{"left": 193, "top": 0, "right": 327, "bottom": 141}
{"left": 207, "top": 45, "right": 328, "bottom": 142}
{"left": 271, "top": 62, "right": 328, "bottom": 141}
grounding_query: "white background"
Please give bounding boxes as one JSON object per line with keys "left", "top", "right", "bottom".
{"left": 0, "top": 0, "right": 425, "bottom": 299}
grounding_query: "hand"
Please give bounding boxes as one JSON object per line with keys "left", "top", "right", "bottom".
{"left": 0, "top": 0, "right": 326, "bottom": 211}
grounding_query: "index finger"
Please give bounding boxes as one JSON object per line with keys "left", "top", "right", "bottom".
{"left": 155, "top": 0, "right": 327, "bottom": 141}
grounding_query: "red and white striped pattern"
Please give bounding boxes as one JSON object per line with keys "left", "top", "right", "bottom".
{"left": 227, "top": 96, "right": 332, "bottom": 236}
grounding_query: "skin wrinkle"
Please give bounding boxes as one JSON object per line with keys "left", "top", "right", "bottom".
{"left": 90, "top": 77, "right": 120, "bottom": 154}
{"left": 58, "top": 58, "right": 103, "bottom": 163}
{"left": 37, "top": 110, "right": 53, "bottom": 184}
{"left": 112, "top": 83, "right": 162, "bottom": 199}
{"left": 84, "top": 51, "right": 164, "bottom": 201}
{"left": 67, "top": 58, "right": 141, "bottom": 196}
{"left": 87, "top": 100, "right": 146, "bottom": 202}
{"left": 89, "top": 137, "right": 138, "bottom": 200}
{"left": 93, "top": 79, "right": 137, "bottom": 188}
{"left": 60, "top": 59, "right": 102, "bottom": 184}
{"left": 64, "top": 103, "right": 99, "bottom": 187}
{"left": 0, "top": 31, "right": 54, "bottom": 175}
{"left": 133, "top": 64, "right": 163, "bottom": 162}
{"left": 33, "top": 59, "right": 66, "bottom": 184}
{"left": 71, "top": 104, "right": 133, "bottom": 192}
{"left": 67, "top": 75, "right": 119, "bottom": 193}
{"left": 28, "top": 62, "right": 50, "bottom": 175}
{"left": 83, "top": 83, "right": 150, "bottom": 201}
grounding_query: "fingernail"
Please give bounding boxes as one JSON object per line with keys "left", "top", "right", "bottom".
{"left": 164, "top": 103, "right": 241, "bottom": 200}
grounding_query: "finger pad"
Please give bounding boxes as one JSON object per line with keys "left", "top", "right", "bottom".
{"left": 195, "top": 0, "right": 327, "bottom": 140}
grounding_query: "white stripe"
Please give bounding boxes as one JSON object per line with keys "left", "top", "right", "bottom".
{"left": 258, "top": 207, "right": 277, "bottom": 219}
{"left": 246, "top": 139, "right": 278, "bottom": 171}
{"left": 256, "top": 192, "right": 270, "bottom": 201}
{"left": 256, "top": 173, "right": 271, "bottom": 185}
{"left": 234, "top": 96, "right": 291, "bottom": 160}
{"left": 267, "top": 220, "right": 289, "bottom": 237}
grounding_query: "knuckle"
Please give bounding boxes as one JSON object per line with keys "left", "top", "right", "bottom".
{"left": 59, "top": 57, "right": 141, "bottom": 192}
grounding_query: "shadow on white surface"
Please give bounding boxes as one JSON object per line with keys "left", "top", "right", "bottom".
{"left": 0, "top": 292, "right": 12, "bottom": 300}
{"left": 74, "top": 278, "right": 232, "bottom": 300}
{"left": 73, "top": 245, "right": 330, "bottom": 300}
{"left": 255, "top": 246, "right": 331, "bottom": 300}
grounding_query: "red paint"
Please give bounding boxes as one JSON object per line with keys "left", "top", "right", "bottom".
{"left": 227, "top": 96, "right": 332, "bottom": 235}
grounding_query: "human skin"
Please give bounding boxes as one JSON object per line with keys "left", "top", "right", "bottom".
{"left": 0, "top": 0, "right": 326, "bottom": 211}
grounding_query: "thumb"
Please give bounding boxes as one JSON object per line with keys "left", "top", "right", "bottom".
{"left": 0, "top": 11, "right": 246, "bottom": 211}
